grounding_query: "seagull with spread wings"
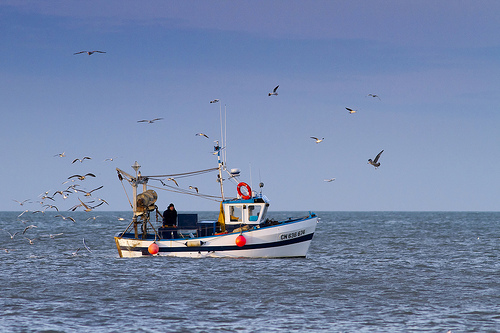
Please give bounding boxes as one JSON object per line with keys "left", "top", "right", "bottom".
{"left": 310, "top": 137, "right": 324, "bottom": 144}
{"left": 1, "top": 229, "right": 20, "bottom": 239}
{"left": 346, "top": 107, "right": 357, "bottom": 114}
{"left": 268, "top": 85, "right": 279, "bottom": 96}
{"left": 72, "top": 157, "right": 92, "bottom": 163}
{"left": 368, "top": 150, "right": 384, "bottom": 169}
{"left": 74, "top": 50, "right": 106, "bottom": 55}
{"left": 76, "top": 185, "right": 103, "bottom": 197}
{"left": 83, "top": 238, "right": 92, "bottom": 253}
{"left": 68, "top": 173, "right": 96, "bottom": 181}
{"left": 13, "top": 199, "right": 31, "bottom": 206}
{"left": 137, "top": 118, "right": 163, "bottom": 124}
{"left": 55, "top": 215, "right": 76, "bottom": 223}
{"left": 367, "top": 94, "right": 381, "bottom": 100}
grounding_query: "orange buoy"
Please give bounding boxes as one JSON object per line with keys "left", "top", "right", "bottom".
{"left": 235, "top": 234, "right": 246, "bottom": 247}
{"left": 148, "top": 242, "right": 159, "bottom": 255}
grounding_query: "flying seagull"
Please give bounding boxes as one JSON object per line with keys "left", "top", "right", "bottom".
{"left": 70, "top": 198, "right": 94, "bottom": 212}
{"left": 83, "top": 238, "right": 92, "bottom": 253}
{"left": 137, "top": 118, "right": 163, "bottom": 124}
{"left": 1, "top": 229, "right": 20, "bottom": 239}
{"left": 12, "top": 199, "right": 31, "bottom": 206}
{"left": 268, "top": 85, "right": 279, "bottom": 96}
{"left": 55, "top": 215, "right": 77, "bottom": 223}
{"left": 72, "top": 157, "right": 92, "bottom": 163}
{"left": 367, "top": 94, "right": 381, "bottom": 100}
{"left": 368, "top": 150, "right": 384, "bottom": 169}
{"left": 324, "top": 178, "right": 336, "bottom": 182}
{"left": 54, "top": 152, "right": 66, "bottom": 157}
{"left": 76, "top": 185, "right": 103, "bottom": 197}
{"left": 43, "top": 204, "right": 59, "bottom": 211}
{"left": 195, "top": 133, "right": 209, "bottom": 138}
{"left": 167, "top": 178, "right": 179, "bottom": 187}
{"left": 210, "top": 99, "right": 220, "bottom": 103}
{"left": 189, "top": 186, "right": 199, "bottom": 193}
{"left": 24, "top": 237, "right": 36, "bottom": 245}
{"left": 346, "top": 107, "right": 357, "bottom": 114}
{"left": 74, "top": 50, "right": 106, "bottom": 55}
{"left": 68, "top": 173, "right": 96, "bottom": 181}
{"left": 23, "top": 225, "right": 37, "bottom": 234}
{"left": 310, "top": 137, "right": 324, "bottom": 144}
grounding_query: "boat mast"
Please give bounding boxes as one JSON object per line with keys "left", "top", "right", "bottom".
{"left": 215, "top": 141, "right": 225, "bottom": 201}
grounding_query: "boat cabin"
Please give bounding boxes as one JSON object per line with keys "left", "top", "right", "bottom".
{"left": 223, "top": 194, "right": 270, "bottom": 226}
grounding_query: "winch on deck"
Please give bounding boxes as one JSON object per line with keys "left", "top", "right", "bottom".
{"left": 136, "top": 190, "right": 157, "bottom": 214}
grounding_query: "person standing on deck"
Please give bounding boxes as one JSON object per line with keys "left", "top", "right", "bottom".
{"left": 163, "top": 203, "right": 177, "bottom": 227}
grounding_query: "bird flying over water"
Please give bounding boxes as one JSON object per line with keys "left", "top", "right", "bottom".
{"left": 138, "top": 117, "right": 163, "bottom": 123}
{"left": 195, "top": 133, "right": 209, "bottom": 138}
{"left": 346, "top": 107, "right": 357, "bottom": 114}
{"left": 83, "top": 238, "right": 92, "bottom": 253}
{"left": 12, "top": 199, "right": 31, "bottom": 206}
{"left": 1, "top": 229, "right": 20, "bottom": 239}
{"left": 54, "top": 152, "right": 66, "bottom": 157}
{"left": 55, "top": 215, "right": 76, "bottom": 223}
{"left": 268, "top": 85, "right": 279, "bottom": 96}
{"left": 70, "top": 198, "right": 94, "bottom": 212}
{"left": 189, "top": 186, "right": 199, "bottom": 193}
{"left": 210, "top": 99, "right": 220, "bottom": 103}
{"left": 74, "top": 50, "right": 106, "bottom": 55}
{"left": 24, "top": 237, "right": 36, "bottom": 245}
{"left": 43, "top": 204, "right": 59, "bottom": 211}
{"left": 368, "top": 150, "right": 384, "bottom": 169}
{"left": 310, "top": 137, "right": 324, "bottom": 143}
{"left": 324, "top": 178, "right": 336, "bottom": 182}
{"left": 76, "top": 185, "right": 103, "bottom": 197}
{"left": 23, "top": 225, "right": 37, "bottom": 234}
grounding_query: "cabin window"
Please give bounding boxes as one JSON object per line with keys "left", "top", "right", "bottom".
{"left": 229, "top": 206, "right": 242, "bottom": 222}
{"left": 247, "top": 205, "right": 261, "bottom": 222}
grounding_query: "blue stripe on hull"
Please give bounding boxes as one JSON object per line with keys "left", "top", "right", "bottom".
{"left": 120, "top": 232, "right": 314, "bottom": 254}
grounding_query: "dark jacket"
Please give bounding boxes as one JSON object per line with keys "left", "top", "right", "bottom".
{"left": 163, "top": 206, "right": 177, "bottom": 226}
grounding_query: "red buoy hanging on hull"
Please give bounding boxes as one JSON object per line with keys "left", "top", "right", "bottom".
{"left": 235, "top": 234, "right": 246, "bottom": 247}
{"left": 148, "top": 242, "right": 159, "bottom": 255}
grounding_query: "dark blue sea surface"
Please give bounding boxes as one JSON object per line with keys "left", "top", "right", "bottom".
{"left": 1, "top": 211, "right": 499, "bottom": 332}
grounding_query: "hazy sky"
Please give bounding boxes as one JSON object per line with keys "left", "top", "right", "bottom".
{"left": 1, "top": 1, "right": 499, "bottom": 212}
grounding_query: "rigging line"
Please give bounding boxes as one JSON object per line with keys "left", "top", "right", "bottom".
{"left": 145, "top": 167, "right": 218, "bottom": 178}
{"left": 120, "top": 179, "right": 133, "bottom": 209}
{"left": 148, "top": 184, "right": 222, "bottom": 201}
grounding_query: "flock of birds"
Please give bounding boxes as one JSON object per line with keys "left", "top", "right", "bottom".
{"left": 270, "top": 84, "right": 385, "bottom": 181}
{"left": 132, "top": 83, "right": 386, "bottom": 187}
{"left": 1, "top": 50, "right": 385, "bottom": 254}
{"left": 1, "top": 151, "right": 119, "bottom": 254}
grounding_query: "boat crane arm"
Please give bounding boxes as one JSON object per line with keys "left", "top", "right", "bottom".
{"left": 116, "top": 168, "right": 135, "bottom": 182}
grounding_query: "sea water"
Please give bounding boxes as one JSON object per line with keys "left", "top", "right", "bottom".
{"left": 1, "top": 211, "right": 499, "bottom": 332}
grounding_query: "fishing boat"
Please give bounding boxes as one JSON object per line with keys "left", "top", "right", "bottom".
{"left": 114, "top": 141, "right": 319, "bottom": 258}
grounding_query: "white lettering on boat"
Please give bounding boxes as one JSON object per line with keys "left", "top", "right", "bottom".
{"left": 280, "top": 229, "right": 306, "bottom": 241}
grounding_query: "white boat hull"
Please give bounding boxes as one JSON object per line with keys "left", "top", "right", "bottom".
{"left": 115, "top": 215, "right": 318, "bottom": 258}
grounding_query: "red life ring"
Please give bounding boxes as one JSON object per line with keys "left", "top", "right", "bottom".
{"left": 237, "top": 182, "right": 252, "bottom": 200}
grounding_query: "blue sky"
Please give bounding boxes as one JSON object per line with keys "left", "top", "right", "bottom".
{"left": 1, "top": 1, "right": 499, "bottom": 212}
